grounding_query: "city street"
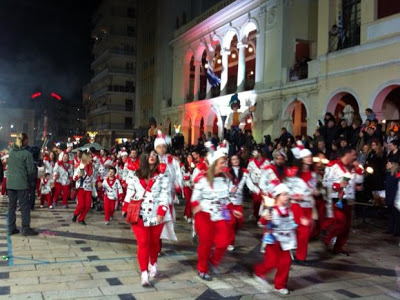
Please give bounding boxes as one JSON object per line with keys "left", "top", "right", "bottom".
{"left": 0, "top": 197, "right": 399, "bottom": 300}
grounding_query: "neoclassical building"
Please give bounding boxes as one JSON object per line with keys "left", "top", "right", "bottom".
{"left": 160, "top": 0, "right": 400, "bottom": 144}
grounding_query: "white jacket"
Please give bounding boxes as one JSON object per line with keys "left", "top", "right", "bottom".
{"left": 54, "top": 161, "right": 72, "bottom": 186}
{"left": 229, "top": 167, "right": 259, "bottom": 205}
{"left": 247, "top": 158, "right": 270, "bottom": 185}
{"left": 102, "top": 178, "right": 123, "bottom": 200}
{"left": 40, "top": 178, "right": 53, "bottom": 195}
{"left": 73, "top": 165, "right": 95, "bottom": 191}
{"left": 284, "top": 172, "right": 317, "bottom": 208}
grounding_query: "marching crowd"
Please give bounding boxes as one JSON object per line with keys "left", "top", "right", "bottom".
{"left": 1, "top": 104, "right": 400, "bottom": 296}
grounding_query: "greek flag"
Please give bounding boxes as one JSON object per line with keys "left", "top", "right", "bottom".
{"left": 206, "top": 67, "right": 221, "bottom": 87}
{"left": 337, "top": 9, "right": 346, "bottom": 47}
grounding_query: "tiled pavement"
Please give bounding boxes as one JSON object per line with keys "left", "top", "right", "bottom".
{"left": 0, "top": 195, "right": 399, "bottom": 300}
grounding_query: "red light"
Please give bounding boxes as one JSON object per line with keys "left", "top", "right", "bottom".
{"left": 51, "top": 93, "right": 62, "bottom": 101}
{"left": 31, "top": 92, "right": 42, "bottom": 99}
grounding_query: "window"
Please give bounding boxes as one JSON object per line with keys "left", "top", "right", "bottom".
{"left": 378, "top": 0, "right": 400, "bottom": 19}
{"left": 127, "top": 26, "right": 135, "bottom": 37}
{"left": 127, "top": 7, "right": 136, "bottom": 18}
{"left": 125, "top": 99, "right": 133, "bottom": 111}
{"left": 126, "top": 62, "right": 134, "bottom": 70}
{"left": 342, "top": 0, "right": 361, "bottom": 49}
{"left": 125, "top": 117, "right": 133, "bottom": 129}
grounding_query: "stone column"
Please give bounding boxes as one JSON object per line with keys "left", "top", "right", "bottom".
{"left": 220, "top": 49, "right": 230, "bottom": 96}
{"left": 236, "top": 42, "right": 247, "bottom": 92}
{"left": 193, "top": 61, "right": 201, "bottom": 101}
{"left": 255, "top": 7, "right": 266, "bottom": 88}
{"left": 205, "top": 56, "right": 213, "bottom": 99}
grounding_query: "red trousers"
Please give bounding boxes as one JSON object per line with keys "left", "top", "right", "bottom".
{"left": 194, "top": 211, "right": 230, "bottom": 273}
{"left": 131, "top": 218, "right": 164, "bottom": 272}
{"left": 254, "top": 242, "right": 291, "bottom": 289}
{"left": 251, "top": 192, "right": 262, "bottom": 219}
{"left": 40, "top": 194, "right": 52, "bottom": 207}
{"left": 324, "top": 204, "right": 352, "bottom": 252}
{"left": 104, "top": 195, "right": 116, "bottom": 221}
{"left": 183, "top": 187, "right": 192, "bottom": 218}
{"left": 74, "top": 189, "right": 92, "bottom": 222}
{"left": 227, "top": 204, "right": 244, "bottom": 245}
{"left": 291, "top": 203, "right": 312, "bottom": 261}
{"left": 311, "top": 197, "right": 326, "bottom": 238}
{"left": 53, "top": 183, "right": 70, "bottom": 205}
{"left": 1, "top": 179, "right": 7, "bottom": 196}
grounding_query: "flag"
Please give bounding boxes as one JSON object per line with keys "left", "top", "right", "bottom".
{"left": 206, "top": 67, "right": 221, "bottom": 87}
{"left": 337, "top": 7, "right": 346, "bottom": 48}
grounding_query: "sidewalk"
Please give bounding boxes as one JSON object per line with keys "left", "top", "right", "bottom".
{"left": 0, "top": 196, "right": 399, "bottom": 300}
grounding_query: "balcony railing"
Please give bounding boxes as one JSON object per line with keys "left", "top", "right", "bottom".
{"left": 90, "top": 85, "right": 135, "bottom": 99}
{"left": 88, "top": 104, "right": 134, "bottom": 115}
{"left": 289, "top": 62, "right": 309, "bottom": 82}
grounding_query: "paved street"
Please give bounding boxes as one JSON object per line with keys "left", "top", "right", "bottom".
{"left": 0, "top": 196, "right": 399, "bottom": 300}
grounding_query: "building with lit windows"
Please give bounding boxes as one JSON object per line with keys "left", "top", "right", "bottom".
{"left": 83, "top": 0, "right": 137, "bottom": 147}
{"left": 161, "top": 0, "right": 400, "bottom": 144}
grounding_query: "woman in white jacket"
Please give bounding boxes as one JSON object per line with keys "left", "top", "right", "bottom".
{"left": 122, "top": 150, "right": 170, "bottom": 287}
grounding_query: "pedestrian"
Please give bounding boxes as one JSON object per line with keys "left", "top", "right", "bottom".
{"left": 72, "top": 152, "right": 95, "bottom": 225}
{"left": 100, "top": 167, "right": 123, "bottom": 225}
{"left": 384, "top": 157, "right": 400, "bottom": 236}
{"left": 7, "top": 132, "right": 38, "bottom": 236}
{"left": 1, "top": 153, "right": 8, "bottom": 198}
{"left": 53, "top": 153, "right": 73, "bottom": 208}
{"left": 191, "top": 144, "right": 237, "bottom": 281}
{"left": 254, "top": 183, "right": 301, "bottom": 295}
{"left": 122, "top": 150, "right": 170, "bottom": 287}
{"left": 40, "top": 173, "right": 54, "bottom": 208}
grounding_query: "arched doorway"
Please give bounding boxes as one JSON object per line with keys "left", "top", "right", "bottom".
{"left": 211, "top": 44, "right": 221, "bottom": 97}
{"left": 372, "top": 84, "right": 400, "bottom": 121}
{"left": 286, "top": 100, "right": 307, "bottom": 136}
{"left": 212, "top": 116, "right": 218, "bottom": 135}
{"left": 326, "top": 91, "right": 361, "bottom": 124}
{"left": 187, "top": 56, "right": 195, "bottom": 102}
{"left": 199, "top": 50, "right": 207, "bottom": 100}
{"left": 227, "top": 35, "right": 238, "bottom": 94}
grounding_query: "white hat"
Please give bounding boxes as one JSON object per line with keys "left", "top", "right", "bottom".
{"left": 1, "top": 154, "right": 9, "bottom": 161}
{"left": 272, "top": 183, "right": 289, "bottom": 197}
{"left": 299, "top": 148, "right": 312, "bottom": 159}
{"left": 205, "top": 141, "right": 228, "bottom": 165}
{"left": 154, "top": 130, "right": 171, "bottom": 149}
{"left": 119, "top": 151, "right": 128, "bottom": 157}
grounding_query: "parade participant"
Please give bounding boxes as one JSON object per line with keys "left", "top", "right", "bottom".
{"left": 154, "top": 131, "right": 182, "bottom": 242}
{"left": 71, "top": 150, "right": 83, "bottom": 201}
{"left": 181, "top": 154, "right": 195, "bottom": 223}
{"left": 322, "top": 148, "right": 363, "bottom": 255}
{"left": 123, "top": 149, "right": 140, "bottom": 189}
{"left": 39, "top": 173, "right": 54, "bottom": 208}
{"left": 100, "top": 167, "right": 123, "bottom": 225}
{"left": 254, "top": 184, "right": 306, "bottom": 295}
{"left": 55, "top": 144, "right": 67, "bottom": 162}
{"left": 192, "top": 151, "right": 207, "bottom": 182}
{"left": 72, "top": 152, "right": 95, "bottom": 225}
{"left": 285, "top": 147, "right": 317, "bottom": 264}
{"left": 1, "top": 153, "right": 9, "bottom": 198}
{"left": 122, "top": 150, "right": 170, "bottom": 287}
{"left": 191, "top": 143, "right": 240, "bottom": 281}
{"left": 247, "top": 149, "right": 270, "bottom": 219}
{"left": 97, "top": 149, "right": 113, "bottom": 203}
{"left": 53, "top": 153, "right": 73, "bottom": 208}
{"left": 43, "top": 151, "right": 56, "bottom": 178}
{"left": 227, "top": 154, "right": 260, "bottom": 251}
{"left": 259, "top": 150, "right": 287, "bottom": 197}
{"left": 310, "top": 154, "right": 331, "bottom": 239}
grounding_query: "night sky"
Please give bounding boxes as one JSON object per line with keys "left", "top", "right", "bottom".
{"left": 0, "top": 0, "right": 100, "bottom": 107}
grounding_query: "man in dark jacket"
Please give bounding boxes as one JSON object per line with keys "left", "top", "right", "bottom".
{"left": 7, "top": 133, "right": 38, "bottom": 236}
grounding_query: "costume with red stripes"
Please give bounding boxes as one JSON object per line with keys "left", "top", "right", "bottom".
{"left": 102, "top": 177, "right": 123, "bottom": 222}
{"left": 53, "top": 161, "right": 73, "bottom": 206}
{"left": 73, "top": 163, "right": 95, "bottom": 222}
{"left": 122, "top": 164, "right": 170, "bottom": 272}
{"left": 191, "top": 172, "right": 231, "bottom": 274}
{"left": 247, "top": 158, "right": 270, "bottom": 218}
{"left": 181, "top": 163, "right": 195, "bottom": 219}
{"left": 40, "top": 178, "right": 53, "bottom": 207}
{"left": 254, "top": 206, "right": 296, "bottom": 290}
{"left": 322, "top": 160, "right": 363, "bottom": 252}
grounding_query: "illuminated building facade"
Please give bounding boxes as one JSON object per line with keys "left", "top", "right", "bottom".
{"left": 161, "top": 0, "right": 400, "bottom": 144}
{"left": 83, "top": 0, "right": 137, "bottom": 147}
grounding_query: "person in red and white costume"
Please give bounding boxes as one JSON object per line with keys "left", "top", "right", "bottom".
{"left": 43, "top": 151, "right": 56, "bottom": 178}
{"left": 97, "top": 149, "right": 113, "bottom": 202}
{"left": 285, "top": 147, "right": 318, "bottom": 264}
{"left": 1, "top": 153, "right": 9, "bottom": 198}
{"left": 72, "top": 152, "right": 95, "bottom": 225}
{"left": 123, "top": 149, "right": 140, "bottom": 189}
{"left": 181, "top": 154, "right": 195, "bottom": 223}
{"left": 154, "top": 131, "right": 182, "bottom": 242}
{"left": 254, "top": 184, "right": 305, "bottom": 296}
{"left": 227, "top": 154, "right": 260, "bottom": 251}
{"left": 191, "top": 142, "right": 241, "bottom": 281}
{"left": 122, "top": 150, "right": 171, "bottom": 287}
{"left": 322, "top": 148, "right": 363, "bottom": 256}
{"left": 259, "top": 151, "right": 287, "bottom": 199}
{"left": 70, "top": 150, "right": 83, "bottom": 201}
{"left": 100, "top": 166, "right": 123, "bottom": 225}
{"left": 53, "top": 153, "right": 73, "bottom": 208}
{"left": 247, "top": 149, "right": 270, "bottom": 220}
{"left": 39, "top": 173, "right": 54, "bottom": 208}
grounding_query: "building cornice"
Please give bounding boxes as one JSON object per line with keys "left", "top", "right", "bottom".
{"left": 169, "top": 0, "right": 266, "bottom": 48}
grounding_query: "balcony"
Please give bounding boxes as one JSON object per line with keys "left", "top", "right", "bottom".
{"left": 88, "top": 104, "right": 134, "bottom": 116}
{"left": 90, "top": 85, "right": 135, "bottom": 100}
{"left": 92, "top": 49, "right": 136, "bottom": 69}
{"left": 93, "top": 35, "right": 136, "bottom": 55}
{"left": 91, "top": 68, "right": 136, "bottom": 83}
